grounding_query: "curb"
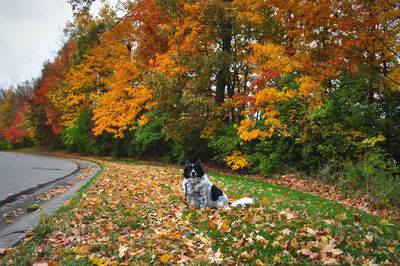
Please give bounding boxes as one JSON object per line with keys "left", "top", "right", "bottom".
{"left": 0, "top": 159, "right": 101, "bottom": 249}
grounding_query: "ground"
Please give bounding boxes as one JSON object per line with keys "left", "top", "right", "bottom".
{"left": 0, "top": 150, "right": 399, "bottom": 264}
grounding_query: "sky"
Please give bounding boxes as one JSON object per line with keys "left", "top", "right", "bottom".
{"left": 0, "top": 0, "right": 74, "bottom": 89}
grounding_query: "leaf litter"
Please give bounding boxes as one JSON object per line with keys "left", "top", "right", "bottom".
{"left": 0, "top": 159, "right": 399, "bottom": 265}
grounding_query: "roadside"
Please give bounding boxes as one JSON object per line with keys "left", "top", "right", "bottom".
{"left": 0, "top": 154, "right": 100, "bottom": 249}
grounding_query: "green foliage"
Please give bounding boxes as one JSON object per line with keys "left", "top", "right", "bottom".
{"left": 342, "top": 151, "right": 400, "bottom": 208}
{"left": 73, "top": 22, "right": 107, "bottom": 65}
{"left": 26, "top": 204, "right": 40, "bottom": 212}
{"left": 207, "top": 124, "right": 241, "bottom": 165}
{"left": 62, "top": 111, "right": 93, "bottom": 153}
{"left": 134, "top": 114, "right": 168, "bottom": 158}
{"left": 0, "top": 140, "right": 14, "bottom": 150}
{"left": 247, "top": 136, "right": 305, "bottom": 176}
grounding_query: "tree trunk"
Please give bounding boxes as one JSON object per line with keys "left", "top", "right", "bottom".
{"left": 215, "top": 1, "right": 232, "bottom": 105}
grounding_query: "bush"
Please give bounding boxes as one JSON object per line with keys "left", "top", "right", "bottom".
{"left": 208, "top": 124, "right": 241, "bottom": 165}
{"left": 342, "top": 151, "right": 400, "bottom": 207}
{"left": 134, "top": 114, "right": 168, "bottom": 158}
{"left": 0, "top": 140, "right": 13, "bottom": 150}
{"left": 62, "top": 112, "right": 93, "bottom": 153}
{"left": 247, "top": 136, "right": 306, "bottom": 177}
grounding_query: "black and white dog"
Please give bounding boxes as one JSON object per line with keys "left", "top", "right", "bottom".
{"left": 183, "top": 159, "right": 253, "bottom": 209}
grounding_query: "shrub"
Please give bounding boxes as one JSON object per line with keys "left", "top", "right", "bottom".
{"left": 342, "top": 151, "right": 400, "bottom": 207}
{"left": 134, "top": 114, "right": 168, "bottom": 158}
{"left": 62, "top": 112, "right": 93, "bottom": 153}
{"left": 207, "top": 124, "right": 241, "bottom": 165}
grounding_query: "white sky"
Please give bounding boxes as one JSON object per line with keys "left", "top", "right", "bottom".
{"left": 0, "top": 0, "right": 73, "bottom": 89}
{"left": 0, "top": 0, "right": 119, "bottom": 89}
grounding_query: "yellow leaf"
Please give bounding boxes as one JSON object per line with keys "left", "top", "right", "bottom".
{"left": 255, "top": 259, "right": 265, "bottom": 265}
{"left": 380, "top": 218, "right": 389, "bottom": 225}
{"left": 160, "top": 253, "right": 173, "bottom": 263}
{"left": 241, "top": 251, "right": 253, "bottom": 259}
{"left": 24, "top": 236, "right": 33, "bottom": 243}
{"left": 262, "top": 197, "right": 269, "bottom": 206}
{"left": 274, "top": 254, "right": 279, "bottom": 263}
{"left": 335, "top": 212, "right": 346, "bottom": 219}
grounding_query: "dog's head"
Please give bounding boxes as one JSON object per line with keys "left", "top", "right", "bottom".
{"left": 184, "top": 159, "right": 204, "bottom": 179}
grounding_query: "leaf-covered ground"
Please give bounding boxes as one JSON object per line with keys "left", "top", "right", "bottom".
{"left": 1, "top": 159, "right": 399, "bottom": 265}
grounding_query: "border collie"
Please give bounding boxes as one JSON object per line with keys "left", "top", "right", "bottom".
{"left": 183, "top": 159, "right": 253, "bottom": 209}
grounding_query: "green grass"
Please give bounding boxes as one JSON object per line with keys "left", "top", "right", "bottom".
{"left": 1, "top": 158, "right": 399, "bottom": 265}
{"left": 202, "top": 173, "right": 400, "bottom": 263}
{"left": 4, "top": 146, "right": 47, "bottom": 154}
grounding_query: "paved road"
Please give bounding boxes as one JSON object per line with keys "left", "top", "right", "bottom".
{"left": 0, "top": 152, "right": 78, "bottom": 204}
{"left": 0, "top": 152, "right": 100, "bottom": 249}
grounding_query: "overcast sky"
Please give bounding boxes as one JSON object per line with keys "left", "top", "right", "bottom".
{"left": 0, "top": 0, "right": 74, "bottom": 89}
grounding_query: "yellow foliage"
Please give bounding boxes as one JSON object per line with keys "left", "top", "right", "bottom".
{"left": 236, "top": 119, "right": 268, "bottom": 141}
{"left": 92, "top": 84, "right": 155, "bottom": 138}
{"left": 247, "top": 43, "right": 301, "bottom": 76}
{"left": 225, "top": 151, "right": 249, "bottom": 170}
{"left": 295, "top": 75, "right": 324, "bottom": 108}
{"left": 236, "top": 42, "right": 324, "bottom": 142}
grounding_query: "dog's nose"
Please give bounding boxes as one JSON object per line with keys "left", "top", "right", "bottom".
{"left": 190, "top": 170, "right": 196, "bottom": 177}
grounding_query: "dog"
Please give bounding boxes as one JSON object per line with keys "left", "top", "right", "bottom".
{"left": 183, "top": 159, "right": 253, "bottom": 209}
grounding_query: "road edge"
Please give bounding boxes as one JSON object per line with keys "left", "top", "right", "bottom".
{"left": 0, "top": 158, "right": 102, "bottom": 249}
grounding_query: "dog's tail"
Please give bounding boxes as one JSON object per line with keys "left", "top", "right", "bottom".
{"left": 229, "top": 197, "right": 254, "bottom": 207}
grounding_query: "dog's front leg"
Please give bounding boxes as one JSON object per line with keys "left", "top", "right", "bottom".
{"left": 200, "top": 195, "right": 206, "bottom": 210}
{"left": 200, "top": 186, "right": 207, "bottom": 210}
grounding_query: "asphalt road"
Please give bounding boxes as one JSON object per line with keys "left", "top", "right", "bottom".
{"left": 0, "top": 152, "right": 100, "bottom": 249}
{"left": 0, "top": 152, "right": 78, "bottom": 204}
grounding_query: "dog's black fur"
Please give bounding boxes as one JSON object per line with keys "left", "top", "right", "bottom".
{"left": 183, "top": 159, "right": 253, "bottom": 209}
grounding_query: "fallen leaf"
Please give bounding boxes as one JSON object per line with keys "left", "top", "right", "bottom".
{"left": 262, "top": 197, "right": 269, "bottom": 206}
{"left": 306, "top": 227, "right": 316, "bottom": 237}
{"left": 160, "top": 253, "right": 173, "bottom": 263}
{"left": 281, "top": 228, "right": 292, "bottom": 235}
{"left": 300, "top": 248, "right": 319, "bottom": 259}
{"left": 353, "top": 215, "right": 362, "bottom": 222}
{"left": 178, "top": 255, "right": 190, "bottom": 263}
{"left": 256, "top": 235, "right": 268, "bottom": 245}
{"left": 380, "top": 218, "right": 389, "bottom": 225}
{"left": 24, "top": 236, "right": 33, "bottom": 244}
{"left": 316, "top": 231, "right": 328, "bottom": 236}
{"left": 241, "top": 251, "right": 253, "bottom": 259}
{"left": 320, "top": 240, "right": 343, "bottom": 257}
{"left": 119, "top": 245, "right": 128, "bottom": 258}
{"left": 195, "top": 234, "right": 212, "bottom": 246}
{"left": 335, "top": 212, "right": 346, "bottom": 219}
{"left": 3, "top": 211, "right": 16, "bottom": 217}
{"left": 60, "top": 239, "right": 70, "bottom": 246}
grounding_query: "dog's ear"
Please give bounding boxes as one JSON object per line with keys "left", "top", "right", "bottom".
{"left": 196, "top": 158, "right": 202, "bottom": 166}
{"left": 186, "top": 158, "right": 190, "bottom": 166}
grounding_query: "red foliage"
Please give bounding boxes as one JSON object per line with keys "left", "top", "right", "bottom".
{"left": 251, "top": 68, "right": 280, "bottom": 90}
{"left": 4, "top": 126, "right": 26, "bottom": 143}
